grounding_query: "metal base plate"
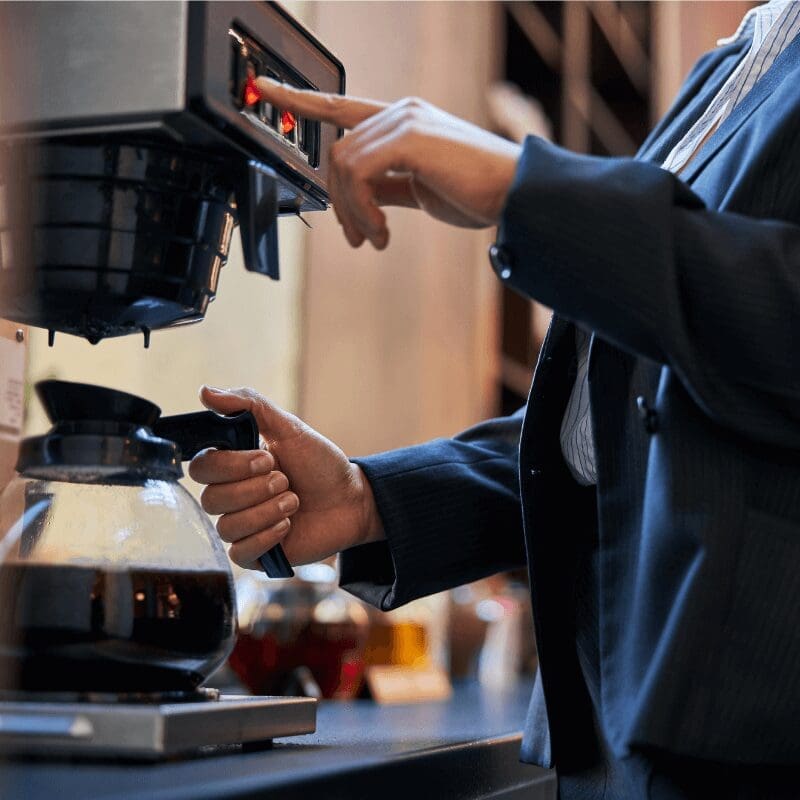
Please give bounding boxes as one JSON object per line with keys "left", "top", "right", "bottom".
{"left": 0, "top": 694, "right": 316, "bottom": 759}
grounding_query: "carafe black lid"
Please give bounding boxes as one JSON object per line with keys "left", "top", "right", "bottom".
{"left": 17, "top": 380, "right": 181, "bottom": 481}
{"left": 36, "top": 380, "right": 162, "bottom": 427}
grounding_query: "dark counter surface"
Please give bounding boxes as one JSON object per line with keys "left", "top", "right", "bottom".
{"left": 0, "top": 681, "right": 556, "bottom": 800}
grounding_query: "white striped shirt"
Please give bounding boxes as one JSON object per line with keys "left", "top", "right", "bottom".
{"left": 560, "top": 0, "right": 800, "bottom": 486}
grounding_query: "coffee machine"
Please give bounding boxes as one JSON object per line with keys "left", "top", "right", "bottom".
{"left": 0, "top": 1, "right": 343, "bottom": 345}
{"left": 0, "top": 1, "right": 344, "bottom": 758}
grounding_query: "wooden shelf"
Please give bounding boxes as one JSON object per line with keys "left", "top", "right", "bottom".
{"left": 498, "top": 1, "right": 654, "bottom": 412}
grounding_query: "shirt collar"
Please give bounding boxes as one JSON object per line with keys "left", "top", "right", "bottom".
{"left": 716, "top": 0, "right": 795, "bottom": 46}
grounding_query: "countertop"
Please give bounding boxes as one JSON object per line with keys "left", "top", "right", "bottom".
{"left": 0, "top": 680, "right": 556, "bottom": 800}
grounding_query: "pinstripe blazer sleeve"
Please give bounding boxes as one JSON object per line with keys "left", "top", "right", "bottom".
{"left": 338, "top": 409, "right": 526, "bottom": 610}
{"left": 497, "top": 134, "right": 800, "bottom": 449}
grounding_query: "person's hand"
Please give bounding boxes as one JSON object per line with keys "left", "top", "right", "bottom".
{"left": 188, "top": 386, "right": 384, "bottom": 570}
{"left": 255, "top": 77, "right": 522, "bottom": 249}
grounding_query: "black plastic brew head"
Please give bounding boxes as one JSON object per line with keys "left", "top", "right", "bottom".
{"left": 0, "top": 137, "right": 239, "bottom": 345}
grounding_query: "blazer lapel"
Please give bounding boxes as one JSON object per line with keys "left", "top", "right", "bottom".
{"left": 638, "top": 37, "right": 750, "bottom": 165}
{"left": 680, "top": 31, "right": 800, "bottom": 183}
{"left": 532, "top": 315, "right": 573, "bottom": 388}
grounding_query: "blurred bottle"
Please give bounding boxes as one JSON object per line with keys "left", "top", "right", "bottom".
{"left": 230, "top": 562, "right": 370, "bottom": 699}
{"left": 449, "top": 581, "right": 494, "bottom": 679}
{"left": 477, "top": 579, "right": 536, "bottom": 690}
{"left": 449, "top": 576, "right": 537, "bottom": 685}
{"left": 363, "top": 592, "right": 450, "bottom": 671}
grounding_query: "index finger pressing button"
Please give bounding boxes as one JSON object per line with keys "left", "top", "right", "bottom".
{"left": 254, "top": 77, "right": 387, "bottom": 129}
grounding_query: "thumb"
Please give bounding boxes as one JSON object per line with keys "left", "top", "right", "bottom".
{"left": 199, "top": 385, "right": 303, "bottom": 442}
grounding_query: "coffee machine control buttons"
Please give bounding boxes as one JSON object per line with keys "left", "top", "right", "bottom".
{"left": 229, "top": 25, "right": 320, "bottom": 169}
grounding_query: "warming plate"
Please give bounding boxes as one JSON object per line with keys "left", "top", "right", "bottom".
{"left": 0, "top": 694, "right": 316, "bottom": 759}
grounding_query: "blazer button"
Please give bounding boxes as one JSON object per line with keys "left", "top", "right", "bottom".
{"left": 636, "top": 395, "right": 659, "bottom": 434}
{"left": 489, "top": 243, "right": 513, "bottom": 280}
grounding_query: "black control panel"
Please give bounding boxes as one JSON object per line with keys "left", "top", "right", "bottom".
{"left": 188, "top": 2, "right": 345, "bottom": 211}
{"left": 230, "top": 25, "right": 321, "bottom": 169}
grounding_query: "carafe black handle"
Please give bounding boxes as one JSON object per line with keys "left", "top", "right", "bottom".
{"left": 153, "top": 410, "right": 294, "bottom": 579}
{"left": 152, "top": 411, "right": 258, "bottom": 461}
{"left": 153, "top": 410, "right": 257, "bottom": 459}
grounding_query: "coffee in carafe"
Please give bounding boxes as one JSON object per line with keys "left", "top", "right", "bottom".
{"left": 0, "top": 563, "right": 235, "bottom": 693}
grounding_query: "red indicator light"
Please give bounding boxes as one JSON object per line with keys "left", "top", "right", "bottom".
{"left": 243, "top": 74, "right": 260, "bottom": 107}
{"left": 281, "top": 110, "right": 296, "bottom": 136}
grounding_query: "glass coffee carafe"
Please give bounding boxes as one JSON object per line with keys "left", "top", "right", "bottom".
{"left": 0, "top": 380, "right": 264, "bottom": 696}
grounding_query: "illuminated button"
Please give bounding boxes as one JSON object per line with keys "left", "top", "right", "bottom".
{"left": 281, "top": 110, "right": 297, "bottom": 138}
{"left": 243, "top": 73, "right": 260, "bottom": 107}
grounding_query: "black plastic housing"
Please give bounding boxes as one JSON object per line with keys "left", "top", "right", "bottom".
{"left": 1, "top": 138, "right": 238, "bottom": 343}
{"left": 186, "top": 2, "right": 345, "bottom": 208}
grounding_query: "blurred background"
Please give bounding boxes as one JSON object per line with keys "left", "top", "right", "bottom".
{"left": 2, "top": 1, "right": 756, "bottom": 700}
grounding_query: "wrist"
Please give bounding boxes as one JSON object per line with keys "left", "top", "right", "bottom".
{"left": 489, "top": 143, "right": 523, "bottom": 224}
{"left": 352, "top": 464, "right": 385, "bottom": 547}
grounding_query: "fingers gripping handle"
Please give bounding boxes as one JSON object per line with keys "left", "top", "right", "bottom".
{"left": 153, "top": 410, "right": 295, "bottom": 579}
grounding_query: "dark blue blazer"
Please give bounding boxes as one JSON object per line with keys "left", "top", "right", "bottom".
{"left": 340, "top": 33, "right": 800, "bottom": 769}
